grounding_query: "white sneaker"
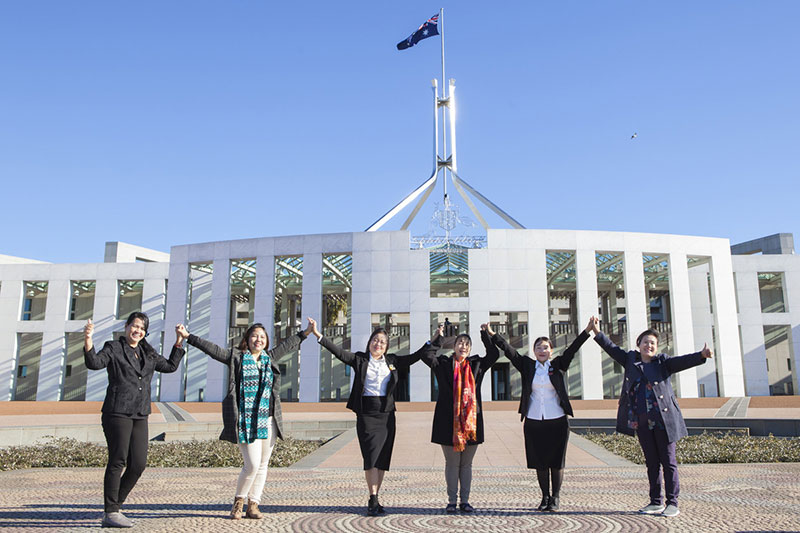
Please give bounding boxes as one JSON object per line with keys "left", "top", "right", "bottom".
{"left": 638, "top": 503, "right": 666, "bottom": 514}
{"left": 661, "top": 504, "right": 680, "bottom": 517}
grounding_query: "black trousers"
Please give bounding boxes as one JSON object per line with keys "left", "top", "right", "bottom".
{"left": 102, "top": 414, "right": 149, "bottom": 513}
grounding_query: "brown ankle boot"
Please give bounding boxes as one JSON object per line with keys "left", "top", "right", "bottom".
{"left": 230, "top": 497, "right": 244, "bottom": 520}
{"left": 246, "top": 499, "right": 263, "bottom": 519}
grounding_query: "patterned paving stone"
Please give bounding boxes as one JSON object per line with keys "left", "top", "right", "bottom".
{"left": 1, "top": 463, "right": 799, "bottom": 532}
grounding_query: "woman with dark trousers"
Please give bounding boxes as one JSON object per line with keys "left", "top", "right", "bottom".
{"left": 176, "top": 318, "right": 315, "bottom": 520}
{"left": 83, "top": 312, "right": 185, "bottom": 529}
{"left": 422, "top": 324, "right": 499, "bottom": 513}
{"left": 486, "top": 318, "right": 594, "bottom": 512}
{"left": 588, "top": 316, "right": 712, "bottom": 517}
{"left": 311, "top": 323, "right": 440, "bottom": 516}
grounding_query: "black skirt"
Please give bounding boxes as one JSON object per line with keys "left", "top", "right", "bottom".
{"left": 356, "top": 396, "right": 396, "bottom": 471}
{"left": 523, "top": 416, "right": 569, "bottom": 469}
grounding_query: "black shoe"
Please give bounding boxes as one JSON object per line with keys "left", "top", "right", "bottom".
{"left": 537, "top": 496, "right": 550, "bottom": 511}
{"left": 367, "top": 495, "right": 378, "bottom": 516}
{"left": 459, "top": 503, "right": 474, "bottom": 513}
{"left": 445, "top": 503, "right": 457, "bottom": 513}
{"left": 375, "top": 495, "right": 385, "bottom": 514}
{"left": 546, "top": 496, "right": 559, "bottom": 512}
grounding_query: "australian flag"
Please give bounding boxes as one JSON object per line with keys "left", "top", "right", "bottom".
{"left": 396, "top": 13, "right": 439, "bottom": 50}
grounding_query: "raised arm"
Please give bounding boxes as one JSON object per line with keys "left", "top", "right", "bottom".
{"left": 478, "top": 326, "right": 501, "bottom": 372}
{"left": 665, "top": 343, "right": 711, "bottom": 374}
{"left": 589, "top": 316, "right": 629, "bottom": 366}
{"left": 552, "top": 318, "right": 594, "bottom": 371}
{"left": 420, "top": 324, "right": 445, "bottom": 368}
{"left": 83, "top": 319, "right": 111, "bottom": 370}
{"left": 485, "top": 322, "right": 525, "bottom": 371}
{"left": 154, "top": 324, "right": 187, "bottom": 373}
{"left": 396, "top": 330, "right": 442, "bottom": 370}
{"left": 183, "top": 322, "right": 231, "bottom": 365}
{"left": 311, "top": 318, "right": 357, "bottom": 366}
{"left": 267, "top": 317, "right": 313, "bottom": 361}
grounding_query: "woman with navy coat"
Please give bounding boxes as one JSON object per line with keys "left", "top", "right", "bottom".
{"left": 486, "top": 318, "right": 595, "bottom": 513}
{"left": 588, "top": 316, "right": 712, "bottom": 517}
{"left": 312, "top": 322, "right": 439, "bottom": 516}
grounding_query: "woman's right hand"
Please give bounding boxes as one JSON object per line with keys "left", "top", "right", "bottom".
{"left": 434, "top": 324, "right": 444, "bottom": 340}
{"left": 176, "top": 324, "right": 190, "bottom": 340}
{"left": 586, "top": 316, "right": 600, "bottom": 335}
{"left": 84, "top": 319, "right": 94, "bottom": 350}
{"left": 481, "top": 323, "right": 496, "bottom": 336}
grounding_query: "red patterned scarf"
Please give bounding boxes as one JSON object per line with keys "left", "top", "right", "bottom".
{"left": 452, "top": 358, "right": 477, "bottom": 451}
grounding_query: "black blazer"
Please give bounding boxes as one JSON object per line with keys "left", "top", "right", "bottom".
{"left": 421, "top": 330, "right": 499, "bottom": 446}
{"left": 187, "top": 332, "right": 306, "bottom": 444}
{"left": 594, "top": 332, "right": 706, "bottom": 442}
{"left": 493, "top": 330, "right": 589, "bottom": 421}
{"left": 84, "top": 337, "right": 184, "bottom": 417}
{"left": 319, "top": 336, "right": 436, "bottom": 414}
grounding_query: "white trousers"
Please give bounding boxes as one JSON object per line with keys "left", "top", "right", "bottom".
{"left": 236, "top": 417, "right": 277, "bottom": 503}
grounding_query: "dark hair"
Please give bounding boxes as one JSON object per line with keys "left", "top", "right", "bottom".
{"left": 636, "top": 329, "right": 660, "bottom": 346}
{"left": 125, "top": 312, "right": 149, "bottom": 334}
{"left": 238, "top": 323, "right": 269, "bottom": 352}
{"left": 366, "top": 328, "right": 389, "bottom": 353}
{"left": 454, "top": 333, "right": 472, "bottom": 348}
{"left": 533, "top": 336, "right": 552, "bottom": 349}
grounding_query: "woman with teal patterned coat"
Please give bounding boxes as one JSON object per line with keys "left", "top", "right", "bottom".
{"left": 177, "top": 318, "right": 315, "bottom": 520}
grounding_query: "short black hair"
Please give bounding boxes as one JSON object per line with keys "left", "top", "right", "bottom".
{"left": 636, "top": 329, "right": 660, "bottom": 346}
{"left": 125, "top": 312, "right": 149, "bottom": 334}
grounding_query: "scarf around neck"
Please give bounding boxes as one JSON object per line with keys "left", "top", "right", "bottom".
{"left": 238, "top": 351, "right": 274, "bottom": 444}
{"left": 452, "top": 357, "right": 477, "bottom": 451}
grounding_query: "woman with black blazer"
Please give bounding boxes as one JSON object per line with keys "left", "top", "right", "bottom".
{"left": 422, "top": 324, "right": 499, "bottom": 513}
{"left": 83, "top": 312, "right": 185, "bottom": 529}
{"left": 176, "top": 318, "right": 315, "bottom": 520}
{"left": 312, "top": 322, "right": 439, "bottom": 516}
{"left": 589, "top": 317, "right": 711, "bottom": 518}
{"left": 487, "top": 318, "right": 594, "bottom": 513}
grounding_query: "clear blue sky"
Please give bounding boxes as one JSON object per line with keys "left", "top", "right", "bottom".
{"left": 2, "top": 1, "right": 798, "bottom": 263}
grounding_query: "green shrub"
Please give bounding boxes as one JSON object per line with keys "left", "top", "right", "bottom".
{"left": 582, "top": 431, "right": 800, "bottom": 464}
{"left": 0, "top": 437, "right": 323, "bottom": 471}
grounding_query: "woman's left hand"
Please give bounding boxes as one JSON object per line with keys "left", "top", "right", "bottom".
{"left": 305, "top": 317, "right": 321, "bottom": 339}
{"left": 701, "top": 342, "right": 713, "bottom": 359}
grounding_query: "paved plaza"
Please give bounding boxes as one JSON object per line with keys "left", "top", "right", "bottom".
{"left": 2, "top": 398, "right": 800, "bottom": 532}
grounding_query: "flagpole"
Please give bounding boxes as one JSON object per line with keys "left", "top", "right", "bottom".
{"left": 439, "top": 7, "right": 447, "bottom": 200}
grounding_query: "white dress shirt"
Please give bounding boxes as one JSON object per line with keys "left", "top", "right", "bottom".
{"left": 362, "top": 355, "right": 391, "bottom": 396}
{"left": 526, "top": 360, "right": 566, "bottom": 420}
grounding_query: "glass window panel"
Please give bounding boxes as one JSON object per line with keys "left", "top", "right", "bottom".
{"left": 275, "top": 256, "right": 303, "bottom": 401}
{"left": 547, "top": 251, "right": 581, "bottom": 398}
{"left": 642, "top": 254, "right": 674, "bottom": 357}
{"left": 320, "top": 254, "right": 352, "bottom": 402}
{"left": 62, "top": 332, "right": 87, "bottom": 401}
{"left": 489, "top": 311, "right": 527, "bottom": 401}
{"left": 22, "top": 281, "right": 48, "bottom": 321}
{"left": 596, "top": 252, "right": 626, "bottom": 398}
{"left": 764, "top": 325, "right": 795, "bottom": 396}
{"left": 230, "top": 259, "right": 257, "bottom": 348}
{"left": 14, "top": 333, "right": 42, "bottom": 400}
{"left": 69, "top": 280, "right": 95, "bottom": 321}
{"left": 117, "top": 280, "right": 143, "bottom": 319}
{"left": 758, "top": 272, "right": 787, "bottom": 313}
{"left": 429, "top": 247, "right": 469, "bottom": 298}
{"left": 371, "top": 313, "right": 411, "bottom": 401}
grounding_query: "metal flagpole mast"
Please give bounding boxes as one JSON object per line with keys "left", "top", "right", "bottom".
{"left": 439, "top": 7, "right": 447, "bottom": 201}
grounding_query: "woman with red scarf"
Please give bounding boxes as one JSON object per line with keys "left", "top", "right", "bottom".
{"left": 421, "top": 323, "right": 499, "bottom": 513}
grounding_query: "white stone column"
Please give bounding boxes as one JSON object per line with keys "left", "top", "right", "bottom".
{"left": 0, "top": 278, "right": 22, "bottom": 401}
{"left": 689, "top": 263, "right": 718, "bottom": 396}
{"left": 526, "top": 247, "right": 548, "bottom": 351}
{"left": 668, "top": 252, "right": 699, "bottom": 397}
{"left": 299, "top": 252, "right": 322, "bottom": 402}
{"left": 623, "top": 251, "right": 648, "bottom": 348}
{"left": 709, "top": 250, "right": 746, "bottom": 396}
{"left": 160, "top": 255, "right": 189, "bottom": 401}
{"left": 575, "top": 249, "right": 603, "bottom": 399}
{"left": 85, "top": 276, "right": 120, "bottom": 401}
{"left": 409, "top": 249, "right": 431, "bottom": 401}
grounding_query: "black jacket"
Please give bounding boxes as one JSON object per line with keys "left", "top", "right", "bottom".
{"left": 594, "top": 332, "right": 706, "bottom": 442}
{"left": 84, "top": 337, "right": 184, "bottom": 417}
{"left": 318, "top": 336, "right": 437, "bottom": 414}
{"left": 492, "top": 330, "right": 589, "bottom": 421}
{"left": 421, "top": 330, "right": 499, "bottom": 446}
{"left": 187, "top": 332, "right": 306, "bottom": 444}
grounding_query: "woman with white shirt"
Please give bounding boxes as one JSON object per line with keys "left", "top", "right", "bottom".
{"left": 486, "top": 318, "right": 594, "bottom": 512}
{"left": 311, "top": 323, "right": 439, "bottom": 516}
